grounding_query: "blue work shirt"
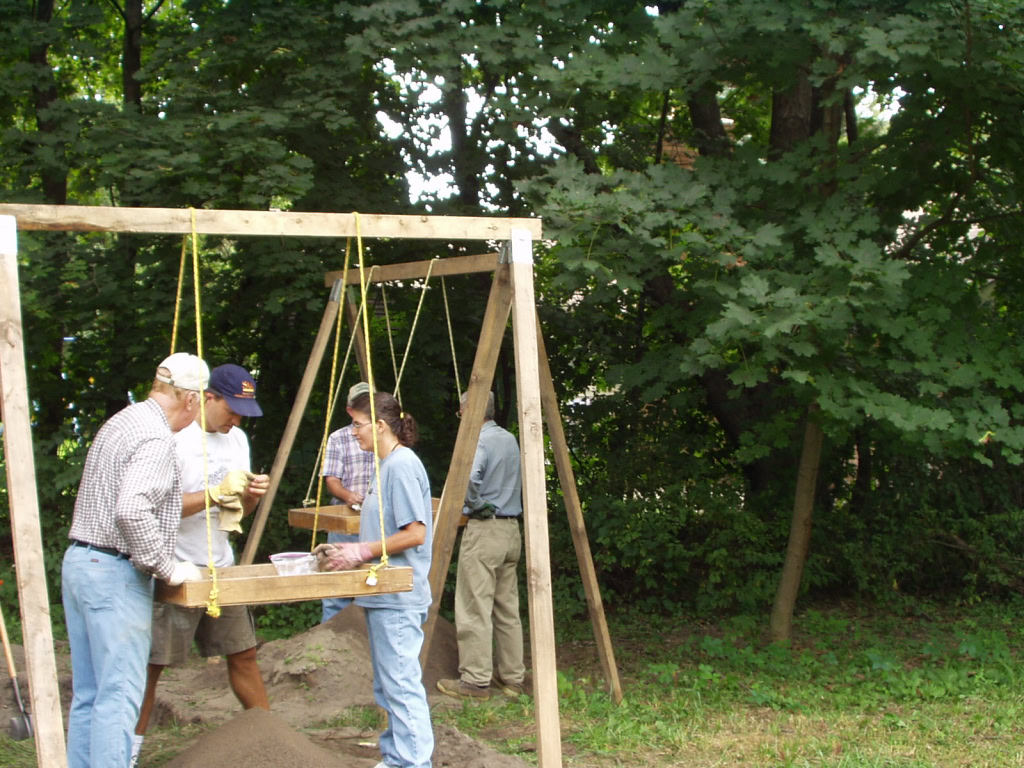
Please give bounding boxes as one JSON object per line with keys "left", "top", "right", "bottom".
{"left": 464, "top": 421, "right": 523, "bottom": 518}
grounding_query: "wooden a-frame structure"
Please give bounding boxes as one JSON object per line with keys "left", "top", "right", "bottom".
{"left": 0, "top": 204, "right": 621, "bottom": 768}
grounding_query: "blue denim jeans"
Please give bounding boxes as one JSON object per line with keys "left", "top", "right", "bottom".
{"left": 365, "top": 607, "right": 433, "bottom": 768}
{"left": 62, "top": 544, "right": 154, "bottom": 768}
{"left": 320, "top": 531, "right": 358, "bottom": 622}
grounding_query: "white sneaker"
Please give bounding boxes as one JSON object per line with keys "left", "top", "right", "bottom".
{"left": 129, "top": 734, "right": 144, "bottom": 767}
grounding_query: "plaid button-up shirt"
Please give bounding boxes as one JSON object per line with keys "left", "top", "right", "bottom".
{"left": 321, "top": 424, "right": 373, "bottom": 505}
{"left": 68, "top": 397, "right": 182, "bottom": 581}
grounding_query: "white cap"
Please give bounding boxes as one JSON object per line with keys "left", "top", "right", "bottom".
{"left": 156, "top": 353, "right": 210, "bottom": 392}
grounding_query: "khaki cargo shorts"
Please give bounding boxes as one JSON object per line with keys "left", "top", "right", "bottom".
{"left": 149, "top": 601, "right": 258, "bottom": 665}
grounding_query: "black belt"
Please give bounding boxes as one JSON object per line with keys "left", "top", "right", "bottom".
{"left": 475, "top": 516, "right": 520, "bottom": 521}
{"left": 71, "top": 539, "right": 130, "bottom": 560}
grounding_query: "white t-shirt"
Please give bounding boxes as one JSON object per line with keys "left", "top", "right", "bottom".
{"left": 173, "top": 421, "right": 251, "bottom": 568}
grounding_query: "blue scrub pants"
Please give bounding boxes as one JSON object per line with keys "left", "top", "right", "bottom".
{"left": 365, "top": 606, "right": 433, "bottom": 768}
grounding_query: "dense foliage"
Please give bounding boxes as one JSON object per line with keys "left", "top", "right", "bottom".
{"left": 2, "top": 0, "right": 1024, "bottom": 633}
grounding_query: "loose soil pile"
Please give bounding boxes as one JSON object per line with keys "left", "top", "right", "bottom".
{"left": 165, "top": 708, "right": 531, "bottom": 768}
{"left": 3, "top": 605, "right": 534, "bottom": 767}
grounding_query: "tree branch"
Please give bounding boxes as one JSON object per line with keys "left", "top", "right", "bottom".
{"left": 106, "top": 0, "right": 126, "bottom": 21}
{"left": 891, "top": 191, "right": 964, "bottom": 261}
{"left": 143, "top": 0, "right": 166, "bottom": 23}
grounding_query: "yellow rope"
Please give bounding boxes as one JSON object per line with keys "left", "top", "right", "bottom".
{"left": 185, "top": 209, "right": 220, "bottom": 619}
{"left": 170, "top": 237, "right": 188, "bottom": 355}
{"left": 441, "top": 275, "right": 462, "bottom": 400}
{"left": 302, "top": 292, "right": 362, "bottom": 505}
{"left": 393, "top": 257, "right": 438, "bottom": 407}
{"left": 354, "top": 213, "right": 389, "bottom": 584}
{"left": 300, "top": 266, "right": 379, "bottom": 507}
{"left": 308, "top": 241, "right": 353, "bottom": 550}
{"left": 382, "top": 285, "right": 399, "bottom": 394}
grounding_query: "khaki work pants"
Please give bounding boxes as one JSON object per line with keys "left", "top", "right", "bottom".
{"left": 454, "top": 517, "right": 526, "bottom": 687}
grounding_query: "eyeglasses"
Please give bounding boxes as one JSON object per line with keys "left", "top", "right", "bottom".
{"left": 351, "top": 420, "right": 373, "bottom": 430}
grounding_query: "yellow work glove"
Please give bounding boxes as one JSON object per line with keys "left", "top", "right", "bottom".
{"left": 207, "top": 470, "right": 253, "bottom": 504}
{"left": 217, "top": 501, "right": 244, "bottom": 533}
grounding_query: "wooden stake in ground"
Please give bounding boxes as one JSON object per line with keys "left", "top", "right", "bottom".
{"left": 0, "top": 215, "right": 68, "bottom": 768}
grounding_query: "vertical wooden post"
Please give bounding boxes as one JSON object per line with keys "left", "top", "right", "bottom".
{"left": 0, "top": 215, "right": 68, "bottom": 768}
{"left": 343, "top": 286, "right": 369, "bottom": 379}
{"left": 240, "top": 281, "right": 342, "bottom": 564}
{"left": 420, "top": 264, "right": 512, "bottom": 663}
{"left": 508, "top": 228, "right": 562, "bottom": 768}
{"left": 535, "top": 314, "right": 623, "bottom": 703}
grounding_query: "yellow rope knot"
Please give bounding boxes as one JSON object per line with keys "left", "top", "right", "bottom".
{"left": 204, "top": 576, "right": 221, "bottom": 618}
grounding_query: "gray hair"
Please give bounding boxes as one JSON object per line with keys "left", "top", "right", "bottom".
{"left": 460, "top": 390, "right": 496, "bottom": 420}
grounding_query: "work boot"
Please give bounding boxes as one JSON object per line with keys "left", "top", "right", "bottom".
{"left": 495, "top": 674, "right": 532, "bottom": 699}
{"left": 436, "top": 677, "right": 491, "bottom": 700}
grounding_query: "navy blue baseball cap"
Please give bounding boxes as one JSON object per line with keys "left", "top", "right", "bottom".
{"left": 208, "top": 364, "right": 263, "bottom": 417}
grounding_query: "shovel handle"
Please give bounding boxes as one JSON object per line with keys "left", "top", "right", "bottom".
{"left": 0, "top": 604, "right": 18, "bottom": 680}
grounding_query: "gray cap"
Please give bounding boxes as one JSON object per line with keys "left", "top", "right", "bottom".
{"left": 347, "top": 381, "right": 370, "bottom": 405}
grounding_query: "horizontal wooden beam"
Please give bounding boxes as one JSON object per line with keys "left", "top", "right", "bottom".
{"left": 0, "top": 204, "right": 543, "bottom": 241}
{"left": 289, "top": 506, "right": 361, "bottom": 535}
{"left": 324, "top": 252, "right": 499, "bottom": 286}
{"left": 154, "top": 563, "right": 413, "bottom": 606}
{"left": 290, "top": 499, "right": 449, "bottom": 534}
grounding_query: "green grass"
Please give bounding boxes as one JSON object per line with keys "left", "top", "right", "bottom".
{"left": 432, "top": 597, "right": 1024, "bottom": 766}
{"left": 6, "top": 598, "right": 1024, "bottom": 766}
{"left": 308, "top": 704, "right": 385, "bottom": 731}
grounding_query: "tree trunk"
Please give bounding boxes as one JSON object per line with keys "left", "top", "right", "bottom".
{"left": 442, "top": 77, "right": 481, "bottom": 209}
{"left": 767, "top": 61, "right": 842, "bottom": 642}
{"left": 122, "top": 0, "right": 144, "bottom": 111}
{"left": 769, "top": 72, "right": 812, "bottom": 157}
{"left": 105, "top": 0, "right": 146, "bottom": 417}
{"left": 687, "top": 82, "right": 730, "bottom": 157}
{"left": 769, "top": 406, "right": 824, "bottom": 643}
{"left": 28, "top": 0, "right": 70, "bottom": 441}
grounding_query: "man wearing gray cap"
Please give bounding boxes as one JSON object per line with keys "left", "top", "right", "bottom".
{"left": 319, "top": 380, "right": 374, "bottom": 622}
{"left": 63, "top": 352, "right": 208, "bottom": 768}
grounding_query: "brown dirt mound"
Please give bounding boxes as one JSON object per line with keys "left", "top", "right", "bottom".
{"left": 4, "top": 605, "right": 533, "bottom": 767}
{"left": 148, "top": 604, "right": 461, "bottom": 729}
{"left": 165, "top": 707, "right": 354, "bottom": 768}
{"left": 149, "top": 604, "right": 532, "bottom": 767}
{"left": 164, "top": 708, "right": 532, "bottom": 768}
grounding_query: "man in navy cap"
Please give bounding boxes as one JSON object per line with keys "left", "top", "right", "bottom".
{"left": 131, "top": 364, "right": 271, "bottom": 766}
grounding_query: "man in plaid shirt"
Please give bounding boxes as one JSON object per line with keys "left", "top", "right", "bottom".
{"left": 319, "top": 380, "right": 374, "bottom": 622}
{"left": 62, "top": 353, "right": 209, "bottom": 768}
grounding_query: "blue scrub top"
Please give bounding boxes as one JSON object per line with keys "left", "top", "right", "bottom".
{"left": 355, "top": 445, "right": 433, "bottom": 610}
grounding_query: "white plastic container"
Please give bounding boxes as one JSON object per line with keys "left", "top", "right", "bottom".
{"left": 269, "top": 552, "right": 316, "bottom": 576}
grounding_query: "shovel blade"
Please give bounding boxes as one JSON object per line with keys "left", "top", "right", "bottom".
{"left": 9, "top": 713, "right": 32, "bottom": 741}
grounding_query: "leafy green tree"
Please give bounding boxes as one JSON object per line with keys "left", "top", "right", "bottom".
{"left": 521, "top": 0, "right": 1024, "bottom": 634}
{"left": 4, "top": 0, "right": 1024, "bottom": 639}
